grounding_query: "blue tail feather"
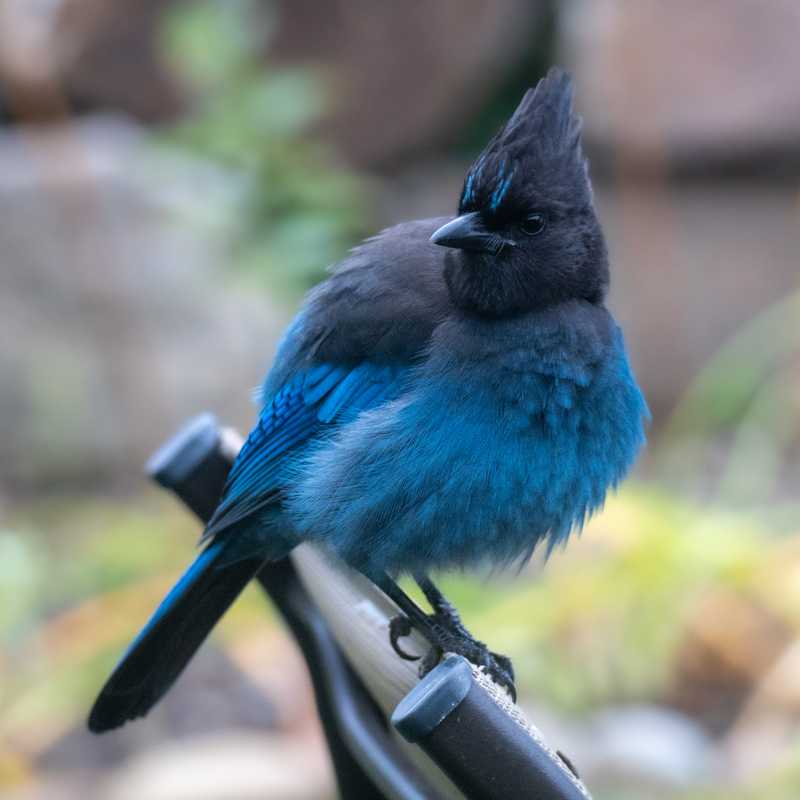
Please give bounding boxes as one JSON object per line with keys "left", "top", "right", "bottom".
{"left": 88, "top": 541, "right": 264, "bottom": 732}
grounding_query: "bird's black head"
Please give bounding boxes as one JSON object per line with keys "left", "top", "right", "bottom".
{"left": 432, "top": 68, "right": 609, "bottom": 318}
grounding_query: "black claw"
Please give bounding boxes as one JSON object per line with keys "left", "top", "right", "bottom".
{"left": 490, "top": 651, "right": 516, "bottom": 684}
{"left": 500, "top": 672, "right": 517, "bottom": 703}
{"left": 424, "top": 630, "right": 517, "bottom": 701}
{"left": 475, "top": 658, "right": 517, "bottom": 702}
{"left": 419, "top": 645, "right": 443, "bottom": 677}
{"left": 381, "top": 574, "right": 518, "bottom": 701}
{"left": 473, "top": 656, "right": 516, "bottom": 701}
{"left": 389, "top": 615, "right": 420, "bottom": 661}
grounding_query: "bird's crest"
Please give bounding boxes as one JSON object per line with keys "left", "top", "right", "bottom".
{"left": 459, "top": 68, "right": 590, "bottom": 216}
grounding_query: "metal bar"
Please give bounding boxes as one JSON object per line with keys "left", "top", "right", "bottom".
{"left": 392, "top": 656, "right": 591, "bottom": 800}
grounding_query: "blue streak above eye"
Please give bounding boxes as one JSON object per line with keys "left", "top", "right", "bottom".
{"left": 462, "top": 173, "right": 475, "bottom": 206}
{"left": 490, "top": 168, "right": 515, "bottom": 212}
{"left": 461, "top": 153, "right": 488, "bottom": 207}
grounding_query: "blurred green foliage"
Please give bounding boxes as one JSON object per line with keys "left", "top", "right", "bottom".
{"left": 431, "top": 486, "right": 775, "bottom": 710}
{"left": 659, "top": 290, "right": 800, "bottom": 509}
{"left": 0, "top": 486, "right": 783, "bottom": 721}
{"left": 4, "top": 483, "right": 799, "bottom": 797}
{"left": 158, "top": 0, "right": 370, "bottom": 294}
{"left": 0, "top": 495, "right": 270, "bottom": 741}
{"left": 680, "top": 757, "right": 800, "bottom": 800}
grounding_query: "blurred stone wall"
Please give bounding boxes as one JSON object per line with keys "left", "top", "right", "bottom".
{"left": 0, "top": 118, "right": 285, "bottom": 493}
{"left": 564, "top": 0, "right": 800, "bottom": 173}
{"left": 561, "top": 0, "right": 800, "bottom": 417}
{"left": 1, "top": 0, "right": 798, "bottom": 491}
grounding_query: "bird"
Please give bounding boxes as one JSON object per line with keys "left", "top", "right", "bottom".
{"left": 89, "top": 67, "right": 648, "bottom": 733}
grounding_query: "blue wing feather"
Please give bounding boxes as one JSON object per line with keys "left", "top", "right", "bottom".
{"left": 202, "top": 361, "right": 406, "bottom": 543}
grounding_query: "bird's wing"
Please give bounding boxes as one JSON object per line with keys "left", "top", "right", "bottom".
{"left": 201, "top": 361, "right": 407, "bottom": 543}
{"left": 202, "top": 218, "right": 452, "bottom": 547}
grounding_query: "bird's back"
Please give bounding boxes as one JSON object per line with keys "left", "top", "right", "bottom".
{"left": 263, "top": 217, "right": 454, "bottom": 397}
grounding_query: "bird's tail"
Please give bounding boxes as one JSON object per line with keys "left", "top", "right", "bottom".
{"left": 88, "top": 540, "right": 264, "bottom": 732}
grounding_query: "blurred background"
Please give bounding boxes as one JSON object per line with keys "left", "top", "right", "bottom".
{"left": 1, "top": 1, "right": 799, "bottom": 798}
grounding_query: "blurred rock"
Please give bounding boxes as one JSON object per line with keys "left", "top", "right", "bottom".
{"left": 665, "top": 588, "right": 790, "bottom": 735}
{"left": 37, "top": 647, "right": 279, "bottom": 771}
{"left": 102, "top": 731, "right": 332, "bottom": 800}
{"left": 593, "top": 706, "right": 716, "bottom": 797}
{"left": 54, "top": 0, "right": 184, "bottom": 121}
{"left": 596, "top": 180, "right": 800, "bottom": 422}
{"left": 1, "top": 1, "right": 551, "bottom": 169}
{"left": 0, "top": 115, "right": 286, "bottom": 492}
{"left": 0, "top": 0, "right": 182, "bottom": 122}
{"left": 723, "top": 639, "right": 800, "bottom": 782}
{"left": 563, "top": 0, "right": 800, "bottom": 172}
{"left": 586, "top": 705, "right": 713, "bottom": 792}
{"left": 270, "top": 0, "right": 548, "bottom": 167}
{"left": 6, "top": 1, "right": 800, "bottom": 177}
{"left": 523, "top": 701, "right": 714, "bottom": 796}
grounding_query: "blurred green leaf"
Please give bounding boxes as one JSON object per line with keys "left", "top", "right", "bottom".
{"left": 157, "top": 0, "right": 369, "bottom": 297}
{"left": 659, "top": 290, "right": 800, "bottom": 507}
{"left": 161, "top": 0, "right": 267, "bottom": 90}
{"left": 0, "top": 531, "right": 43, "bottom": 641}
{"left": 667, "top": 292, "right": 800, "bottom": 436}
{"left": 428, "top": 486, "right": 770, "bottom": 712}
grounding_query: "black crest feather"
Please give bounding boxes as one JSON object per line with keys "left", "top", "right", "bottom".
{"left": 459, "top": 68, "right": 589, "bottom": 216}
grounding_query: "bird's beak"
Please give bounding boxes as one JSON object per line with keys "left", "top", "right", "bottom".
{"left": 430, "top": 212, "right": 510, "bottom": 254}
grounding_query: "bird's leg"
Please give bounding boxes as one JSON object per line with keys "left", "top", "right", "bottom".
{"left": 373, "top": 574, "right": 446, "bottom": 660}
{"left": 415, "top": 575, "right": 473, "bottom": 640}
{"left": 414, "top": 574, "right": 515, "bottom": 697}
{"left": 373, "top": 572, "right": 517, "bottom": 701}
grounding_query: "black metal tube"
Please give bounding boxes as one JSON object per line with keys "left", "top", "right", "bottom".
{"left": 392, "top": 656, "right": 590, "bottom": 800}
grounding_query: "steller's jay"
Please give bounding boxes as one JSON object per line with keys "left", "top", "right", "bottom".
{"left": 89, "top": 68, "right": 647, "bottom": 732}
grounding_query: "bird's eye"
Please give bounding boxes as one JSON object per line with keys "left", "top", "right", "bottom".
{"left": 520, "top": 213, "right": 547, "bottom": 236}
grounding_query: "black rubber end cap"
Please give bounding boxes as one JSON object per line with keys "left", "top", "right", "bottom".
{"left": 391, "top": 656, "right": 473, "bottom": 743}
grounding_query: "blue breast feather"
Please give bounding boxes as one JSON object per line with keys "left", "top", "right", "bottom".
{"left": 288, "top": 313, "right": 648, "bottom": 576}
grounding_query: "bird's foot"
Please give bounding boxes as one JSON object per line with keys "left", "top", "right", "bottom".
{"left": 389, "top": 615, "right": 419, "bottom": 661}
{"left": 417, "top": 575, "right": 516, "bottom": 699}
{"left": 379, "top": 572, "right": 517, "bottom": 700}
{"left": 419, "top": 620, "right": 516, "bottom": 702}
{"left": 389, "top": 607, "right": 516, "bottom": 701}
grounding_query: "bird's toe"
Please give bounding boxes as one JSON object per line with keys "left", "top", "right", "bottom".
{"left": 389, "top": 615, "right": 421, "bottom": 661}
